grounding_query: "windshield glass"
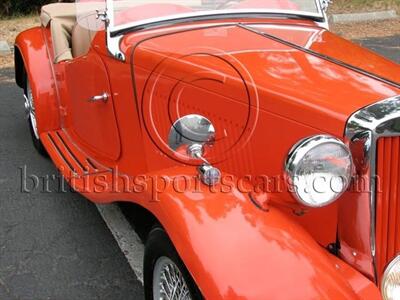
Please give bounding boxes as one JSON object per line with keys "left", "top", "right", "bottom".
{"left": 105, "top": 0, "right": 322, "bottom": 32}
{"left": 76, "top": 1, "right": 106, "bottom": 31}
{"left": 75, "top": 1, "right": 323, "bottom": 32}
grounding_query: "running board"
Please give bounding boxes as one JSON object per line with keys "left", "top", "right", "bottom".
{"left": 41, "top": 130, "right": 111, "bottom": 180}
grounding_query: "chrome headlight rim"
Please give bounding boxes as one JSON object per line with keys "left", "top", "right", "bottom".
{"left": 381, "top": 254, "right": 400, "bottom": 300}
{"left": 285, "top": 134, "right": 353, "bottom": 208}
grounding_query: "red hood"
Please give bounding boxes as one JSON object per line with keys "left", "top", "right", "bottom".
{"left": 246, "top": 23, "right": 400, "bottom": 85}
{"left": 128, "top": 22, "right": 400, "bottom": 136}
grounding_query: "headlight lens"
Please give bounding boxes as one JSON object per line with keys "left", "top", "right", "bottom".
{"left": 285, "top": 135, "right": 353, "bottom": 207}
{"left": 382, "top": 255, "right": 400, "bottom": 300}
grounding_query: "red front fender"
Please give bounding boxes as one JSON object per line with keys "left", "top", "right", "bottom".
{"left": 141, "top": 167, "right": 381, "bottom": 300}
{"left": 15, "top": 27, "right": 60, "bottom": 133}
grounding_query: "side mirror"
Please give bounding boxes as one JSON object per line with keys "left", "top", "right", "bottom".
{"left": 168, "top": 114, "right": 221, "bottom": 186}
{"left": 168, "top": 114, "right": 215, "bottom": 159}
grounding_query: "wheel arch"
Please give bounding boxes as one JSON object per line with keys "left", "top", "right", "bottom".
{"left": 14, "top": 46, "right": 25, "bottom": 89}
{"left": 118, "top": 202, "right": 161, "bottom": 243}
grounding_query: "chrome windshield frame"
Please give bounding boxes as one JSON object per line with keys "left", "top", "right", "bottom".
{"left": 110, "top": 8, "right": 325, "bottom": 33}
{"left": 111, "top": 11, "right": 325, "bottom": 36}
{"left": 104, "top": 0, "right": 328, "bottom": 60}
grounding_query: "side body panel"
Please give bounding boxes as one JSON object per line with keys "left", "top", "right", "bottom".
{"left": 64, "top": 53, "right": 121, "bottom": 161}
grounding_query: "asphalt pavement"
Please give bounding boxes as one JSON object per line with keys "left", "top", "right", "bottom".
{"left": 0, "top": 35, "right": 399, "bottom": 300}
{"left": 0, "top": 71, "right": 144, "bottom": 299}
{"left": 355, "top": 35, "right": 400, "bottom": 63}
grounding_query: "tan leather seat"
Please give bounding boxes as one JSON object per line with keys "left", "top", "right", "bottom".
{"left": 41, "top": 3, "right": 76, "bottom": 63}
{"left": 40, "top": 3, "right": 103, "bottom": 63}
{"left": 71, "top": 23, "right": 96, "bottom": 58}
{"left": 41, "top": 1, "right": 191, "bottom": 62}
{"left": 40, "top": 3, "right": 76, "bottom": 27}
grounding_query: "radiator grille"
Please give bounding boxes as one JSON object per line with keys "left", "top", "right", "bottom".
{"left": 376, "top": 137, "right": 400, "bottom": 278}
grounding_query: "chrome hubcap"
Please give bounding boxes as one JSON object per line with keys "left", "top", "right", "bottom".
{"left": 153, "top": 257, "right": 191, "bottom": 300}
{"left": 24, "top": 81, "right": 39, "bottom": 139}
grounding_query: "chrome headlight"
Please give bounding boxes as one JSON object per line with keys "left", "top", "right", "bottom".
{"left": 382, "top": 255, "right": 400, "bottom": 300}
{"left": 285, "top": 135, "right": 353, "bottom": 207}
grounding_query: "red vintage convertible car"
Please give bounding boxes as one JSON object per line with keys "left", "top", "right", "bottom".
{"left": 14, "top": 0, "right": 400, "bottom": 299}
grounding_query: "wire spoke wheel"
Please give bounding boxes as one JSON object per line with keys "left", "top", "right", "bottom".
{"left": 23, "top": 74, "right": 47, "bottom": 157}
{"left": 24, "top": 80, "right": 39, "bottom": 139}
{"left": 153, "top": 257, "right": 191, "bottom": 300}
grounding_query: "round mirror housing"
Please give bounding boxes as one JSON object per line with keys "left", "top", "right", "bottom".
{"left": 168, "top": 114, "right": 221, "bottom": 186}
{"left": 168, "top": 114, "right": 215, "bottom": 158}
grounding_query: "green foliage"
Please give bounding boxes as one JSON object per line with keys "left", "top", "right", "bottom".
{"left": 0, "top": 0, "right": 58, "bottom": 17}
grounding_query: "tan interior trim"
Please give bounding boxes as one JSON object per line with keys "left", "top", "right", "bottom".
{"left": 41, "top": 3, "right": 106, "bottom": 63}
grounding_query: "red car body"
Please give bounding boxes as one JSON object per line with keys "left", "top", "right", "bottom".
{"left": 14, "top": 2, "right": 400, "bottom": 299}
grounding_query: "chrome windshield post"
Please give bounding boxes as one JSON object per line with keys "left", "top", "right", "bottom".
{"left": 316, "top": 0, "right": 331, "bottom": 29}
{"left": 104, "top": 0, "right": 125, "bottom": 61}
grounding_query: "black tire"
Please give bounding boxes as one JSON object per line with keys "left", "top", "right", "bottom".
{"left": 144, "top": 227, "right": 203, "bottom": 300}
{"left": 23, "top": 73, "right": 48, "bottom": 157}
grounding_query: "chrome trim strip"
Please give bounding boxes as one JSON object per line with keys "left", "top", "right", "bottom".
{"left": 347, "top": 96, "right": 400, "bottom": 137}
{"left": 345, "top": 95, "right": 400, "bottom": 281}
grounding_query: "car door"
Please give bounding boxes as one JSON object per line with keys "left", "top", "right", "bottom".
{"left": 64, "top": 52, "right": 121, "bottom": 161}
